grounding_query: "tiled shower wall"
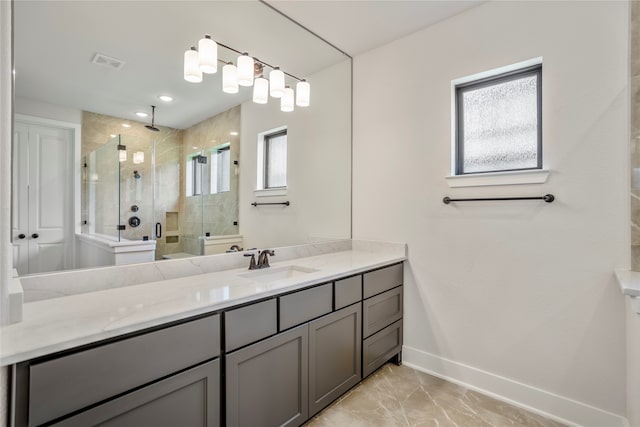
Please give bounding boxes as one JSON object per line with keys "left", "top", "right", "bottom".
{"left": 632, "top": 1, "right": 640, "bottom": 270}
{"left": 81, "top": 111, "right": 184, "bottom": 258}
{"left": 181, "top": 105, "right": 241, "bottom": 247}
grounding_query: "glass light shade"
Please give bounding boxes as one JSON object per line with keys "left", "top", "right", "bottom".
{"left": 118, "top": 150, "right": 127, "bottom": 162}
{"left": 198, "top": 35, "right": 218, "bottom": 74}
{"left": 281, "top": 86, "right": 294, "bottom": 112}
{"left": 296, "top": 80, "right": 310, "bottom": 107}
{"left": 253, "top": 77, "right": 269, "bottom": 104}
{"left": 237, "top": 54, "right": 254, "bottom": 87}
{"left": 222, "top": 63, "right": 239, "bottom": 94}
{"left": 133, "top": 151, "right": 145, "bottom": 164}
{"left": 269, "top": 68, "right": 285, "bottom": 98}
{"left": 184, "top": 47, "right": 202, "bottom": 83}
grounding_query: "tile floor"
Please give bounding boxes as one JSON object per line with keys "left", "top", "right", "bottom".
{"left": 305, "top": 364, "right": 567, "bottom": 427}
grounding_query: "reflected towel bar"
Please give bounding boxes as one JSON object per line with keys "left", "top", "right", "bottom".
{"left": 443, "top": 194, "right": 555, "bottom": 204}
{"left": 251, "top": 201, "right": 290, "bottom": 207}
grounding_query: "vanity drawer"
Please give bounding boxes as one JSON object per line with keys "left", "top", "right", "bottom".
{"left": 363, "top": 263, "right": 403, "bottom": 299}
{"left": 225, "top": 299, "right": 277, "bottom": 352}
{"left": 279, "top": 283, "right": 332, "bottom": 331}
{"left": 363, "top": 319, "right": 403, "bottom": 377}
{"left": 29, "top": 314, "right": 220, "bottom": 426}
{"left": 363, "top": 286, "right": 403, "bottom": 338}
{"left": 334, "top": 275, "right": 362, "bottom": 310}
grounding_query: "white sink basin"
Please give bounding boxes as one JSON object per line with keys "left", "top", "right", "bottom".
{"left": 239, "top": 265, "right": 319, "bottom": 283}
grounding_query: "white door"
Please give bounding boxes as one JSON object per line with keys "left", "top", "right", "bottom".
{"left": 12, "top": 121, "right": 74, "bottom": 275}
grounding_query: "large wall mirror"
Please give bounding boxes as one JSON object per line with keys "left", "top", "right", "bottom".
{"left": 12, "top": 1, "right": 351, "bottom": 276}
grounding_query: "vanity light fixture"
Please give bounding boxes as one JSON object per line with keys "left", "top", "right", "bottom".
{"left": 237, "top": 53, "right": 254, "bottom": 87}
{"left": 296, "top": 80, "right": 310, "bottom": 107}
{"left": 281, "top": 86, "right": 294, "bottom": 112}
{"left": 269, "top": 67, "right": 285, "bottom": 98}
{"left": 158, "top": 95, "right": 174, "bottom": 102}
{"left": 184, "top": 47, "right": 202, "bottom": 83}
{"left": 253, "top": 77, "right": 269, "bottom": 104}
{"left": 198, "top": 35, "right": 218, "bottom": 74}
{"left": 183, "top": 35, "right": 310, "bottom": 108}
{"left": 222, "top": 62, "right": 239, "bottom": 94}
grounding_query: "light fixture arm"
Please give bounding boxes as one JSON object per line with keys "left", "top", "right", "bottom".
{"left": 212, "top": 40, "right": 305, "bottom": 82}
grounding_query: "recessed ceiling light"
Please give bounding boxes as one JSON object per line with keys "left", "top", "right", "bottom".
{"left": 122, "top": 123, "right": 131, "bottom": 128}
{"left": 135, "top": 112, "right": 148, "bottom": 117}
{"left": 230, "top": 131, "right": 239, "bottom": 136}
{"left": 159, "top": 95, "right": 173, "bottom": 102}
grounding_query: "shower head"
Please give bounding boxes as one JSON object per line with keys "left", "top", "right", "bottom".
{"left": 145, "top": 105, "right": 160, "bottom": 132}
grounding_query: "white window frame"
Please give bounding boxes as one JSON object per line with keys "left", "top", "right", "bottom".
{"left": 446, "top": 57, "right": 549, "bottom": 188}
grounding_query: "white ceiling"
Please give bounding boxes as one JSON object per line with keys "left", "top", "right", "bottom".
{"left": 266, "top": 0, "right": 484, "bottom": 57}
{"left": 14, "top": 1, "right": 482, "bottom": 130}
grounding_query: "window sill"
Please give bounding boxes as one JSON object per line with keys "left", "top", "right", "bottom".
{"left": 445, "top": 169, "right": 549, "bottom": 188}
{"left": 614, "top": 269, "right": 640, "bottom": 314}
{"left": 254, "top": 188, "right": 287, "bottom": 197}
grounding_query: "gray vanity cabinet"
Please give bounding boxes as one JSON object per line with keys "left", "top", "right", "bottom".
{"left": 362, "top": 263, "right": 404, "bottom": 378}
{"left": 308, "top": 304, "right": 362, "bottom": 416}
{"left": 225, "top": 324, "right": 309, "bottom": 427}
{"left": 16, "top": 314, "right": 221, "bottom": 427}
{"left": 50, "top": 360, "right": 220, "bottom": 427}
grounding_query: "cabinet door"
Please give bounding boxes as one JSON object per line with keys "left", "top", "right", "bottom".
{"left": 226, "top": 325, "right": 308, "bottom": 427}
{"left": 308, "top": 304, "right": 362, "bottom": 417}
{"left": 52, "top": 359, "right": 219, "bottom": 427}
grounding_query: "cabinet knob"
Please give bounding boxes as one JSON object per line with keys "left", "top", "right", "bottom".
{"left": 17, "top": 234, "right": 25, "bottom": 239}
{"left": 31, "top": 233, "right": 39, "bottom": 239}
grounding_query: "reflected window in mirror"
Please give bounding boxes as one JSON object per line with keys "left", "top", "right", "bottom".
{"left": 257, "top": 127, "right": 287, "bottom": 191}
{"left": 210, "top": 143, "right": 231, "bottom": 194}
{"left": 186, "top": 153, "right": 207, "bottom": 197}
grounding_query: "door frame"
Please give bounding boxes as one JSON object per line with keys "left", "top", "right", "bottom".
{"left": 14, "top": 114, "right": 81, "bottom": 269}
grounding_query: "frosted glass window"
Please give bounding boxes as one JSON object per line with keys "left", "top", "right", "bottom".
{"left": 456, "top": 65, "right": 541, "bottom": 174}
{"left": 265, "top": 130, "right": 287, "bottom": 188}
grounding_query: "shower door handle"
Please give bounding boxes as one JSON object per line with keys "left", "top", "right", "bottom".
{"left": 156, "top": 222, "right": 162, "bottom": 238}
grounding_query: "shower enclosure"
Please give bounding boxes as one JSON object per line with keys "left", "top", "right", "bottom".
{"left": 86, "top": 135, "right": 156, "bottom": 242}
{"left": 81, "top": 132, "right": 239, "bottom": 265}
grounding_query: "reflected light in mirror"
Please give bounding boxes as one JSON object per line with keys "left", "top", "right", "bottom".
{"left": 184, "top": 46, "right": 202, "bottom": 83}
{"left": 223, "top": 63, "right": 239, "bottom": 94}
{"left": 198, "top": 35, "right": 218, "bottom": 74}
{"left": 237, "top": 53, "right": 254, "bottom": 87}
{"left": 253, "top": 78, "right": 269, "bottom": 104}
{"left": 281, "top": 86, "right": 294, "bottom": 112}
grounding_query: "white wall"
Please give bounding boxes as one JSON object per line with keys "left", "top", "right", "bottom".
{"left": 14, "top": 97, "right": 82, "bottom": 124}
{"left": 353, "top": 1, "right": 628, "bottom": 425}
{"left": 239, "top": 59, "right": 351, "bottom": 249}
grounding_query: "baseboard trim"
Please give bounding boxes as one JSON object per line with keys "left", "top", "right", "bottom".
{"left": 402, "top": 346, "right": 627, "bottom": 427}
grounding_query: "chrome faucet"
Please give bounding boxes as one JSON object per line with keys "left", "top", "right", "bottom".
{"left": 256, "top": 249, "right": 275, "bottom": 269}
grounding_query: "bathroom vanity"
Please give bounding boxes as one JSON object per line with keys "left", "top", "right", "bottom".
{"left": 2, "top": 241, "right": 405, "bottom": 427}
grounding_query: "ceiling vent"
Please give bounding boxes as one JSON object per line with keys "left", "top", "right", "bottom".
{"left": 91, "top": 53, "right": 126, "bottom": 71}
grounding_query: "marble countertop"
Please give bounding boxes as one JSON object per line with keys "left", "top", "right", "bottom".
{"left": 0, "top": 244, "right": 406, "bottom": 366}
